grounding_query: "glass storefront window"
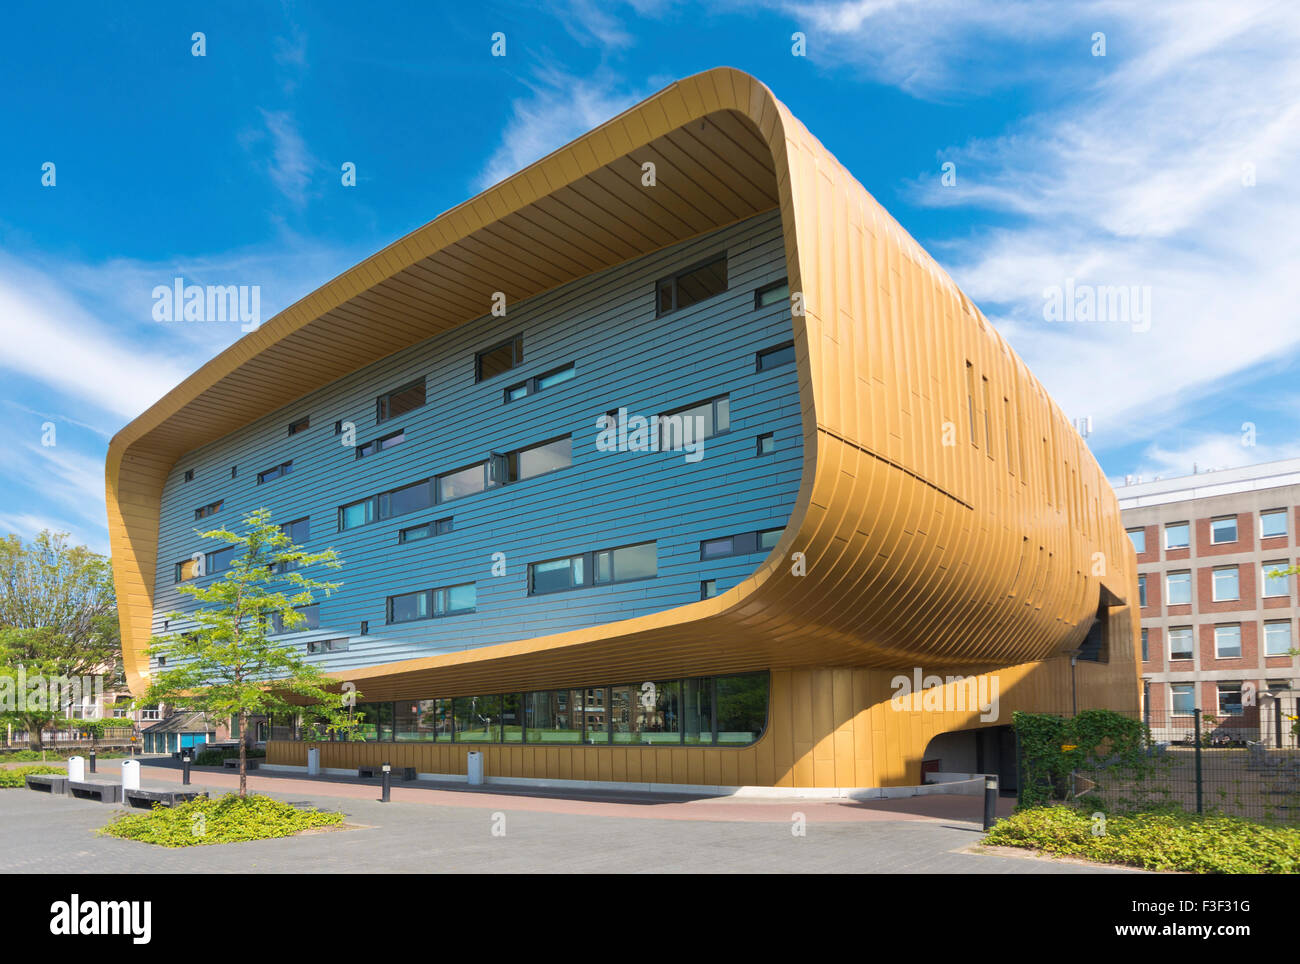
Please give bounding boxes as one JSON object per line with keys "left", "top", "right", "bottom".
{"left": 684, "top": 677, "right": 713, "bottom": 745}
{"left": 716, "top": 673, "right": 767, "bottom": 745}
{"left": 453, "top": 695, "right": 499, "bottom": 742}
{"left": 634, "top": 680, "right": 681, "bottom": 745}
{"left": 500, "top": 693, "right": 523, "bottom": 744}
{"left": 524, "top": 690, "right": 583, "bottom": 743}
{"left": 610, "top": 685, "right": 637, "bottom": 744}
{"left": 582, "top": 687, "right": 609, "bottom": 744}
{"left": 395, "top": 699, "right": 441, "bottom": 741}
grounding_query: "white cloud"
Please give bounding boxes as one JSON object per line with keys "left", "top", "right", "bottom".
{"left": 1116, "top": 431, "right": 1300, "bottom": 486}
{"left": 250, "top": 109, "right": 316, "bottom": 207}
{"left": 474, "top": 70, "right": 650, "bottom": 191}
{"left": 798, "top": 0, "right": 1300, "bottom": 457}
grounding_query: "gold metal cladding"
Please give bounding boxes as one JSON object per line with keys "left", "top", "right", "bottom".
{"left": 108, "top": 68, "right": 1141, "bottom": 715}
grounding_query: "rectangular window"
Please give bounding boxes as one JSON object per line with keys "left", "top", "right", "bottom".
{"left": 393, "top": 698, "right": 442, "bottom": 741}
{"left": 981, "top": 376, "right": 993, "bottom": 454}
{"left": 756, "top": 341, "right": 795, "bottom": 372}
{"left": 524, "top": 691, "right": 583, "bottom": 744}
{"left": 387, "top": 589, "right": 430, "bottom": 624}
{"left": 288, "top": 417, "right": 310, "bottom": 436}
{"left": 1217, "top": 683, "right": 1244, "bottom": 717}
{"left": 716, "top": 673, "right": 767, "bottom": 745}
{"left": 701, "top": 579, "right": 718, "bottom": 599}
{"left": 398, "top": 518, "right": 453, "bottom": 543}
{"left": 534, "top": 363, "right": 575, "bottom": 391}
{"left": 379, "top": 479, "right": 433, "bottom": 520}
{"left": 272, "top": 604, "right": 319, "bottom": 635}
{"left": 475, "top": 336, "right": 523, "bottom": 382}
{"left": 656, "top": 254, "right": 727, "bottom": 316}
{"left": 376, "top": 378, "right": 425, "bottom": 422}
{"left": 1168, "top": 626, "right": 1194, "bottom": 660}
{"left": 965, "top": 362, "right": 977, "bottom": 446}
{"left": 207, "top": 546, "right": 235, "bottom": 575}
{"left": 684, "top": 677, "right": 713, "bottom": 745}
{"left": 633, "top": 679, "right": 681, "bottom": 745}
{"left": 1141, "top": 628, "right": 1149, "bottom": 661}
{"left": 194, "top": 500, "right": 224, "bottom": 521}
{"left": 1171, "top": 683, "right": 1195, "bottom": 716}
{"left": 1210, "top": 516, "right": 1237, "bottom": 544}
{"left": 492, "top": 436, "right": 572, "bottom": 484}
{"left": 1263, "top": 561, "right": 1291, "bottom": 598}
{"left": 1261, "top": 509, "right": 1288, "bottom": 539}
{"left": 593, "top": 542, "right": 657, "bottom": 584}
{"left": 281, "top": 517, "right": 310, "bottom": 545}
{"left": 356, "top": 429, "right": 406, "bottom": 459}
{"left": 1138, "top": 573, "right": 1147, "bottom": 608}
{"left": 437, "top": 463, "right": 487, "bottom": 502}
{"left": 701, "top": 536, "right": 735, "bottom": 560}
{"left": 755, "top": 277, "right": 789, "bottom": 309}
{"left": 174, "top": 557, "right": 200, "bottom": 583}
{"left": 1127, "top": 528, "right": 1146, "bottom": 554}
{"left": 257, "top": 461, "right": 293, "bottom": 485}
{"left": 339, "top": 498, "right": 375, "bottom": 531}
{"left": 306, "top": 637, "right": 348, "bottom": 655}
{"left": 758, "top": 528, "right": 783, "bottom": 551}
{"left": 1166, "top": 571, "right": 1192, "bottom": 605}
{"left": 502, "top": 362, "right": 575, "bottom": 403}
{"left": 183, "top": 469, "right": 194, "bottom": 482}
{"left": 530, "top": 555, "right": 585, "bottom": 595}
{"left": 1214, "top": 624, "right": 1242, "bottom": 658}
{"left": 453, "top": 695, "right": 499, "bottom": 743}
{"left": 435, "top": 583, "right": 476, "bottom": 615}
{"left": 1212, "top": 566, "right": 1239, "bottom": 601}
{"left": 1003, "top": 397, "right": 1016, "bottom": 470}
{"left": 1165, "top": 522, "right": 1190, "bottom": 550}
{"left": 659, "top": 396, "right": 729, "bottom": 450}
{"left": 1265, "top": 620, "right": 1293, "bottom": 656}
{"left": 756, "top": 432, "right": 774, "bottom": 455}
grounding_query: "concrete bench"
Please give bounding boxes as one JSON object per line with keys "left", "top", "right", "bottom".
{"left": 68, "top": 781, "right": 122, "bottom": 803}
{"left": 358, "top": 765, "right": 416, "bottom": 781}
{"left": 222, "top": 757, "right": 259, "bottom": 769}
{"left": 24, "top": 774, "right": 68, "bottom": 794}
{"left": 123, "top": 788, "right": 208, "bottom": 809}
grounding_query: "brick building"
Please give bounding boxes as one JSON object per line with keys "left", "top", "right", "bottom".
{"left": 1119, "top": 459, "right": 1300, "bottom": 746}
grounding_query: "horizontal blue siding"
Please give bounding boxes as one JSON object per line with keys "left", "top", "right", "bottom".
{"left": 154, "top": 210, "right": 801, "bottom": 673}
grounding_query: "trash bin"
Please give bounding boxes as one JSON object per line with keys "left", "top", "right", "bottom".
{"left": 121, "top": 759, "right": 140, "bottom": 791}
{"left": 307, "top": 747, "right": 320, "bottom": 776}
{"left": 67, "top": 755, "right": 85, "bottom": 782}
{"left": 466, "top": 751, "right": 484, "bottom": 786}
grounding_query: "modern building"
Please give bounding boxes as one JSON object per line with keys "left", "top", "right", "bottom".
{"left": 107, "top": 68, "right": 1141, "bottom": 790}
{"left": 1118, "top": 459, "right": 1300, "bottom": 746}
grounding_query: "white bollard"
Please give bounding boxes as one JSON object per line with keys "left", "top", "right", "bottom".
{"left": 121, "top": 759, "right": 140, "bottom": 791}
{"left": 67, "top": 756, "right": 85, "bottom": 782}
{"left": 307, "top": 747, "right": 320, "bottom": 776}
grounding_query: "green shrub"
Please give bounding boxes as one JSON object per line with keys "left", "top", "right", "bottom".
{"left": 985, "top": 804, "right": 1300, "bottom": 874}
{"left": 0, "top": 749, "right": 127, "bottom": 762}
{"left": 0, "top": 765, "right": 65, "bottom": 788}
{"left": 98, "top": 793, "right": 343, "bottom": 847}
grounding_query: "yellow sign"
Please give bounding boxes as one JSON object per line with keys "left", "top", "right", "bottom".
{"left": 1061, "top": 744, "right": 1077, "bottom": 751}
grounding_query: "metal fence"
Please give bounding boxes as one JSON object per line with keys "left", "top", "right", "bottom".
{"left": 1017, "top": 699, "right": 1300, "bottom": 826}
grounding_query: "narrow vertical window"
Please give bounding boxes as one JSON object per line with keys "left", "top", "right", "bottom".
{"left": 981, "top": 376, "right": 993, "bottom": 455}
{"left": 965, "top": 361, "right": 977, "bottom": 446}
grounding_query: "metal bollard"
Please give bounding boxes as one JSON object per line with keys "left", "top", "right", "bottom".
{"left": 89, "top": 748, "right": 97, "bottom": 774}
{"left": 182, "top": 749, "right": 192, "bottom": 786}
{"left": 381, "top": 762, "right": 392, "bottom": 803}
{"left": 983, "top": 774, "right": 999, "bottom": 831}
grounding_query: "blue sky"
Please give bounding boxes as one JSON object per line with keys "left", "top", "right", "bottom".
{"left": 3, "top": 0, "right": 1298, "bottom": 553}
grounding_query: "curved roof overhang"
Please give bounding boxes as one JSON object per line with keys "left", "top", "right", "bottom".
{"left": 109, "top": 67, "right": 1135, "bottom": 701}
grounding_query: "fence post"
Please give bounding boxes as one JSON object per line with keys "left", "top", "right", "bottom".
{"left": 1193, "top": 707, "right": 1204, "bottom": 814}
{"left": 1277, "top": 694, "right": 1285, "bottom": 749}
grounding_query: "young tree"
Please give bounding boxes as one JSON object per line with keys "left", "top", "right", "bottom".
{"left": 0, "top": 532, "right": 121, "bottom": 749}
{"left": 144, "top": 509, "right": 357, "bottom": 795}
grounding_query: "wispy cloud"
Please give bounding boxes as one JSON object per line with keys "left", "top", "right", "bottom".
{"left": 245, "top": 108, "right": 317, "bottom": 208}
{"left": 792, "top": 0, "right": 1300, "bottom": 461}
{"left": 474, "top": 69, "right": 650, "bottom": 191}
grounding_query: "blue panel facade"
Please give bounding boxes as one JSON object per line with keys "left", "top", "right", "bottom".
{"left": 153, "top": 210, "right": 801, "bottom": 675}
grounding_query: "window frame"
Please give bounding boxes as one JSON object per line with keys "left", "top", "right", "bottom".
{"left": 655, "top": 253, "right": 728, "bottom": 317}
{"left": 503, "top": 362, "right": 576, "bottom": 403}
{"left": 376, "top": 377, "right": 426, "bottom": 423}
{"left": 1166, "top": 570, "right": 1192, "bottom": 606}
{"left": 194, "top": 499, "right": 224, "bottom": 521}
{"left": 256, "top": 461, "right": 293, "bottom": 485}
{"left": 1127, "top": 527, "right": 1146, "bottom": 554}
{"left": 1262, "top": 560, "right": 1291, "bottom": 598}
{"left": 1210, "top": 515, "right": 1238, "bottom": 545}
{"left": 355, "top": 429, "right": 407, "bottom": 460}
{"left": 1213, "top": 623, "right": 1242, "bottom": 659}
{"left": 474, "top": 335, "right": 524, "bottom": 383}
{"left": 1211, "top": 565, "right": 1240, "bottom": 602}
{"left": 754, "top": 277, "right": 789, "bottom": 310}
{"left": 1264, "top": 620, "right": 1293, "bottom": 656}
{"left": 287, "top": 416, "right": 310, "bottom": 436}
{"left": 755, "top": 340, "right": 795, "bottom": 373}
{"left": 1164, "top": 521, "right": 1190, "bottom": 550}
{"left": 1260, "top": 509, "right": 1289, "bottom": 540}
{"left": 1168, "top": 626, "right": 1194, "bottom": 661}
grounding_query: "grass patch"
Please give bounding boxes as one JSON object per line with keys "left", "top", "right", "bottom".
{"left": 98, "top": 793, "right": 344, "bottom": 847}
{"left": 984, "top": 804, "right": 1300, "bottom": 874}
{"left": 0, "top": 765, "right": 64, "bottom": 788}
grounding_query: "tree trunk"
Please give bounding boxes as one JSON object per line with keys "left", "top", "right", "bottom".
{"left": 238, "top": 711, "right": 248, "bottom": 797}
{"left": 25, "top": 716, "right": 44, "bottom": 751}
